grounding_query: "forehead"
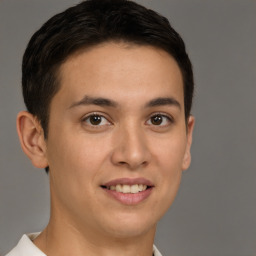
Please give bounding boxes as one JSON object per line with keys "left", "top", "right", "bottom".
{"left": 55, "top": 42, "right": 184, "bottom": 109}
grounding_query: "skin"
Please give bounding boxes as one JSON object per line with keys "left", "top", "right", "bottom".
{"left": 17, "top": 42, "right": 194, "bottom": 256}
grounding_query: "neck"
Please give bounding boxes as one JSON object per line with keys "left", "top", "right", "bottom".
{"left": 34, "top": 213, "right": 156, "bottom": 256}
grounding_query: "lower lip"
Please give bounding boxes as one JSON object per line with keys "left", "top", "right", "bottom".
{"left": 102, "top": 187, "right": 153, "bottom": 205}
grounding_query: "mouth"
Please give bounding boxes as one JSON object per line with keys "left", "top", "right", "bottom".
{"left": 100, "top": 178, "right": 154, "bottom": 205}
{"left": 101, "top": 184, "right": 151, "bottom": 194}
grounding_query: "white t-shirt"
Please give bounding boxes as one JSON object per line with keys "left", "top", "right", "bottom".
{"left": 5, "top": 233, "right": 163, "bottom": 256}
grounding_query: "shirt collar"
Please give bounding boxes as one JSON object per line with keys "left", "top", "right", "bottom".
{"left": 153, "top": 244, "right": 163, "bottom": 256}
{"left": 7, "top": 233, "right": 162, "bottom": 256}
{"left": 6, "top": 233, "right": 46, "bottom": 256}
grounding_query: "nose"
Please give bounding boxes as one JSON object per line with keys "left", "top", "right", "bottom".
{"left": 111, "top": 124, "right": 151, "bottom": 170}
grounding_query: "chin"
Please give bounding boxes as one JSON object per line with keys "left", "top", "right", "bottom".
{"left": 100, "top": 213, "right": 157, "bottom": 239}
{"left": 107, "top": 225, "right": 156, "bottom": 239}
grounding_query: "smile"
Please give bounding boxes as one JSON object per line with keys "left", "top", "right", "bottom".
{"left": 101, "top": 178, "right": 154, "bottom": 205}
{"left": 103, "top": 184, "right": 148, "bottom": 194}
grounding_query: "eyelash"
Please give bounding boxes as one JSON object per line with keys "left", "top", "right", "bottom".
{"left": 81, "top": 112, "right": 174, "bottom": 128}
{"left": 82, "top": 112, "right": 112, "bottom": 128}
{"left": 146, "top": 112, "right": 174, "bottom": 127}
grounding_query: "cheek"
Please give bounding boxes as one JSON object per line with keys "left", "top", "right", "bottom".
{"left": 47, "top": 129, "right": 117, "bottom": 202}
{"left": 153, "top": 133, "right": 187, "bottom": 171}
{"left": 151, "top": 135, "right": 187, "bottom": 214}
{"left": 47, "top": 129, "right": 109, "bottom": 171}
{"left": 46, "top": 133, "right": 111, "bottom": 216}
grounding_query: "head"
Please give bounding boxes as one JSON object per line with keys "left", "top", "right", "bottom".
{"left": 17, "top": 0, "right": 195, "bottom": 241}
{"left": 22, "top": 0, "right": 193, "bottom": 139}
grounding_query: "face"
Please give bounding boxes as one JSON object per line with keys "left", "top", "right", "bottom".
{"left": 44, "top": 42, "right": 194, "bottom": 239}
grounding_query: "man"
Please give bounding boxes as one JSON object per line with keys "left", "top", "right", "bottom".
{"left": 6, "top": 0, "right": 194, "bottom": 255}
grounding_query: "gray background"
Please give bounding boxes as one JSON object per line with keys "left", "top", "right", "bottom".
{"left": 0, "top": 0, "right": 255, "bottom": 255}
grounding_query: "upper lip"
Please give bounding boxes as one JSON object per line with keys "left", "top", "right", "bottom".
{"left": 102, "top": 177, "right": 154, "bottom": 187}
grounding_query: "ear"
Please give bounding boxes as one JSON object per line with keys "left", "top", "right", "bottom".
{"left": 182, "top": 115, "right": 195, "bottom": 171}
{"left": 17, "top": 111, "right": 49, "bottom": 169}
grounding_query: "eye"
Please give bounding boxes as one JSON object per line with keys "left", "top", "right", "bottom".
{"left": 146, "top": 113, "right": 173, "bottom": 126}
{"left": 82, "top": 113, "right": 111, "bottom": 126}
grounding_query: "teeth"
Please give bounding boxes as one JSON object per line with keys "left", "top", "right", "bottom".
{"left": 106, "top": 184, "right": 148, "bottom": 193}
{"left": 123, "top": 185, "right": 130, "bottom": 193}
{"left": 130, "top": 184, "right": 139, "bottom": 193}
{"left": 116, "top": 184, "right": 122, "bottom": 192}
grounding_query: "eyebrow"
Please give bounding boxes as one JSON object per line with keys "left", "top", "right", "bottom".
{"left": 145, "top": 97, "right": 181, "bottom": 109}
{"left": 69, "top": 95, "right": 181, "bottom": 109}
{"left": 69, "top": 96, "right": 118, "bottom": 109}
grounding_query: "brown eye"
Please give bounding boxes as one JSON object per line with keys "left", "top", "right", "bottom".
{"left": 151, "top": 115, "right": 163, "bottom": 125}
{"left": 83, "top": 114, "right": 111, "bottom": 127}
{"left": 146, "top": 113, "right": 173, "bottom": 127}
{"left": 89, "top": 115, "right": 102, "bottom": 125}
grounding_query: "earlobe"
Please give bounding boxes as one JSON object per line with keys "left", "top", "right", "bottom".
{"left": 17, "top": 111, "right": 48, "bottom": 169}
{"left": 182, "top": 115, "right": 195, "bottom": 171}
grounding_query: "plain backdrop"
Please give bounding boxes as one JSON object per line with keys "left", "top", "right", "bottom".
{"left": 0, "top": 0, "right": 255, "bottom": 255}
